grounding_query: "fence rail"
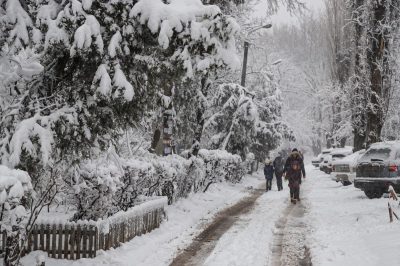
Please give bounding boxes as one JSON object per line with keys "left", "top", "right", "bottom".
{"left": 1, "top": 197, "right": 166, "bottom": 260}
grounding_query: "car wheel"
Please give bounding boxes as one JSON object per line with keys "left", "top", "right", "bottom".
{"left": 364, "top": 190, "right": 384, "bottom": 199}
{"left": 342, "top": 181, "right": 352, "bottom": 186}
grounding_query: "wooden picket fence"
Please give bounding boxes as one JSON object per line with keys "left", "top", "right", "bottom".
{"left": 0, "top": 197, "right": 167, "bottom": 260}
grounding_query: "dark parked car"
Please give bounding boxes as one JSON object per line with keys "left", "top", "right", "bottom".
{"left": 354, "top": 142, "right": 400, "bottom": 199}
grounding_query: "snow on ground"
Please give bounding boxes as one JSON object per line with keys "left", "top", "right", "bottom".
{"left": 21, "top": 173, "right": 264, "bottom": 266}
{"left": 22, "top": 165, "right": 400, "bottom": 266}
{"left": 306, "top": 167, "right": 400, "bottom": 266}
{"left": 203, "top": 182, "right": 287, "bottom": 266}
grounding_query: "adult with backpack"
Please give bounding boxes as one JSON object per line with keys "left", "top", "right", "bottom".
{"left": 283, "top": 148, "right": 306, "bottom": 204}
{"left": 273, "top": 154, "right": 284, "bottom": 191}
{"left": 264, "top": 158, "right": 274, "bottom": 191}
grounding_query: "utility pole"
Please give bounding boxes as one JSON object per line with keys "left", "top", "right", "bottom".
{"left": 241, "top": 41, "right": 249, "bottom": 87}
{"left": 240, "top": 24, "right": 272, "bottom": 87}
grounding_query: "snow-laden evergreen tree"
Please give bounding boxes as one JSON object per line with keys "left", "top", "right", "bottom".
{"left": 0, "top": 0, "right": 244, "bottom": 222}
{"left": 203, "top": 81, "right": 290, "bottom": 159}
{"left": 0, "top": 0, "right": 239, "bottom": 175}
{"left": 249, "top": 70, "right": 293, "bottom": 162}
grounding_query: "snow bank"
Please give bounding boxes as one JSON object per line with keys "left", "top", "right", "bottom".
{"left": 306, "top": 168, "right": 400, "bottom": 265}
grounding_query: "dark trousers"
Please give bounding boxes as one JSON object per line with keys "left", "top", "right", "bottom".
{"left": 276, "top": 173, "right": 283, "bottom": 191}
{"left": 266, "top": 179, "right": 272, "bottom": 191}
{"left": 290, "top": 186, "right": 300, "bottom": 200}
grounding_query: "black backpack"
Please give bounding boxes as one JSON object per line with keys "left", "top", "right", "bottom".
{"left": 274, "top": 157, "right": 283, "bottom": 169}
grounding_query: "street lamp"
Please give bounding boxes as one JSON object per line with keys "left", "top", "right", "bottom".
{"left": 240, "top": 24, "right": 272, "bottom": 87}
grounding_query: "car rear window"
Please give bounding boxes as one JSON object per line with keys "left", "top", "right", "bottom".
{"left": 360, "top": 148, "right": 391, "bottom": 161}
{"left": 332, "top": 154, "right": 345, "bottom": 159}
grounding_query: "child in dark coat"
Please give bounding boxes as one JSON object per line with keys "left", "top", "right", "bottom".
{"left": 264, "top": 159, "right": 274, "bottom": 191}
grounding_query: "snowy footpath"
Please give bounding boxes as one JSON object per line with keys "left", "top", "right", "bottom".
{"left": 22, "top": 166, "right": 400, "bottom": 265}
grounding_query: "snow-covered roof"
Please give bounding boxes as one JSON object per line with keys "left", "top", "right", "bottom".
{"left": 331, "top": 147, "right": 353, "bottom": 156}
{"left": 369, "top": 141, "right": 400, "bottom": 149}
{"left": 321, "top": 148, "right": 333, "bottom": 154}
{"left": 332, "top": 150, "right": 366, "bottom": 167}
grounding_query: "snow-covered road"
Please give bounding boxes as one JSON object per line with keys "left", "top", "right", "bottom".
{"left": 22, "top": 166, "right": 400, "bottom": 265}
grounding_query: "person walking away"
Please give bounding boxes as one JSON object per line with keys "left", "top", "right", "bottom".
{"left": 273, "top": 154, "right": 284, "bottom": 191}
{"left": 264, "top": 158, "right": 274, "bottom": 192}
{"left": 283, "top": 148, "right": 306, "bottom": 203}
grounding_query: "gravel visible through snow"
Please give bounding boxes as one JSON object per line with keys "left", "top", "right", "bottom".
{"left": 270, "top": 202, "right": 311, "bottom": 266}
{"left": 270, "top": 175, "right": 313, "bottom": 266}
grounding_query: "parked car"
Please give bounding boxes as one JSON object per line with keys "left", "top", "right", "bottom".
{"left": 318, "top": 149, "right": 333, "bottom": 172}
{"left": 331, "top": 150, "right": 366, "bottom": 185}
{"left": 320, "top": 147, "right": 353, "bottom": 174}
{"left": 312, "top": 153, "right": 323, "bottom": 167}
{"left": 354, "top": 142, "right": 400, "bottom": 199}
{"left": 319, "top": 154, "right": 332, "bottom": 173}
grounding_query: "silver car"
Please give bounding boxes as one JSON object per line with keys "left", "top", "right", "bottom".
{"left": 331, "top": 150, "right": 365, "bottom": 185}
{"left": 354, "top": 142, "right": 400, "bottom": 199}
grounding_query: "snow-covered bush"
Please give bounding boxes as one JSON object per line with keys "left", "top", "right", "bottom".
{"left": 0, "top": 165, "right": 32, "bottom": 265}
{"left": 71, "top": 157, "right": 124, "bottom": 221}
{"left": 198, "top": 149, "right": 245, "bottom": 191}
{"left": 116, "top": 158, "right": 155, "bottom": 212}
{"left": 70, "top": 148, "right": 246, "bottom": 220}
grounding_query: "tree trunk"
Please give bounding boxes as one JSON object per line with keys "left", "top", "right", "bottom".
{"left": 351, "top": 0, "right": 367, "bottom": 152}
{"left": 190, "top": 76, "right": 210, "bottom": 157}
{"left": 162, "top": 84, "right": 174, "bottom": 156}
{"left": 365, "top": 1, "right": 386, "bottom": 147}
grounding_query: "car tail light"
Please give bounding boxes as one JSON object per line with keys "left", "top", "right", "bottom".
{"left": 389, "top": 164, "right": 398, "bottom": 172}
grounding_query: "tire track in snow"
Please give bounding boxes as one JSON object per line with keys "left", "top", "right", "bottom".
{"left": 170, "top": 186, "right": 265, "bottom": 266}
{"left": 270, "top": 198, "right": 312, "bottom": 266}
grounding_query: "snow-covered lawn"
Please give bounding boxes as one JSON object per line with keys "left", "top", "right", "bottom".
{"left": 21, "top": 173, "right": 264, "bottom": 266}
{"left": 306, "top": 167, "right": 400, "bottom": 266}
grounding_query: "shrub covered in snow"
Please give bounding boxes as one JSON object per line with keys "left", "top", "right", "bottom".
{"left": 70, "top": 149, "right": 247, "bottom": 221}
{"left": 197, "top": 149, "right": 245, "bottom": 190}
{"left": 0, "top": 165, "right": 33, "bottom": 265}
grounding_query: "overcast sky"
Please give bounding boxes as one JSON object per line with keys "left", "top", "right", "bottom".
{"left": 253, "top": 0, "right": 325, "bottom": 25}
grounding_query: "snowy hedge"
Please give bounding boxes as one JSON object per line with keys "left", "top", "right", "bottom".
{"left": 0, "top": 165, "right": 33, "bottom": 264}
{"left": 71, "top": 149, "right": 248, "bottom": 221}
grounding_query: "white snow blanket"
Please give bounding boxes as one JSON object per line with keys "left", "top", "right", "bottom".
{"left": 22, "top": 166, "right": 400, "bottom": 265}
{"left": 306, "top": 168, "right": 400, "bottom": 265}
